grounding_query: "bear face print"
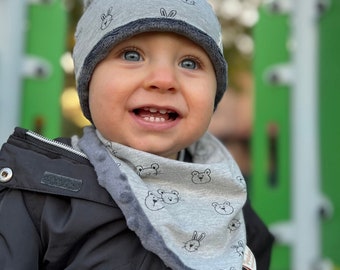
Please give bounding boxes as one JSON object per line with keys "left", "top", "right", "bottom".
{"left": 236, "top": 175, "right": 247, "bottom": 191}
{"left": 158, "top": 189, "right": 180, "bottom": 205}
{"left": 191, "top": 169, "right": 211, "bottom": 184}
{"left": 212, "top": 201, "right": 234, "bottom": 215}
{"left": 144, "top": 189, "right": 180, "bottom": 211}
{"left": 236, "top": 175, "right": 244, "bottom": 184}
{"left": 136, "top": 163, "right": 160, "bottom": 177}
{"left": 184, "top": 231, "right": 206, "bottom": 252}
{"left": 228, "top": 219, "right": 241, "bottom": 232}
{"left": 182, "top": 0, "right": 196, "bottom": 5}
{"left": 144, "top": 191, "right": 164, "bottom": 211}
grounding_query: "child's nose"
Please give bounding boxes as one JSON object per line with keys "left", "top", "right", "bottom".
{"left": 143, "top": 62, "right": 178, "bottom": 92}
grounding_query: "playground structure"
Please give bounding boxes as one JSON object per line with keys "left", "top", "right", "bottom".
{"left": 0, "top": 0, "right": 66, "bottom": 142}
{"left": 0, "top": 1, "right": 339, "bottom": 269}
{"left": 252, "top": 0, "right": 339, "bottom": 269}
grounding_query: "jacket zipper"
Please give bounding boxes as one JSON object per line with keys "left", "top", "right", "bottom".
{"left": 26, "top": 130, "right": 88, "bottom": 159}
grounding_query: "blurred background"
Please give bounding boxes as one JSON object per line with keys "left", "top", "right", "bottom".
{"left": 0, "top": 0, "right": 339, "bottom": 269}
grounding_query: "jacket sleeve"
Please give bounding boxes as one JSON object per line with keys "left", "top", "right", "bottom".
{"left": 0, "top": 188, "right": 42, "bottom": 270}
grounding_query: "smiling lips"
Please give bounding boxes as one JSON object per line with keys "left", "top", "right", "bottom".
{"left": 133, "top": 107, "right": 179, "bottom": 123}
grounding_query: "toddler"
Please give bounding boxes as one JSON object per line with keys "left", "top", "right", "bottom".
{"left": 0, "top": 0, "right": 273, "bottom": 269}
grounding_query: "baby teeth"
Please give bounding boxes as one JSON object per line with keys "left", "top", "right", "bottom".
{"left": 146, "top": 108, "right": 170, "bottom": 115}
{"left": 143, "top": 116, "right": 166, "bottom": 122}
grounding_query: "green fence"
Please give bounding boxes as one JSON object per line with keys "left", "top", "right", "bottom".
{"left": 252, "top": 2, "right": 340, "bottom": 269}
{"left": 21, "top": 1, "right": 67, "bottom": 137}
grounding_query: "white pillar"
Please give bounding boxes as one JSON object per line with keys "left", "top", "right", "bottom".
{"left": 0, "top": 0, "right": 27, "bottom": 144}
{"left": 291, "top": 0, "right": 321, "bottom": 269}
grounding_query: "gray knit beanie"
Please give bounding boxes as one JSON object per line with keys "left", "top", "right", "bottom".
{"left": 74, "top": 0, "right": 227, "bottom": 122}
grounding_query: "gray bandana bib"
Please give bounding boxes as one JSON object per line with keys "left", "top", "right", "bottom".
{"left": 78, "top": 126, "right": 247, "bottom": 270}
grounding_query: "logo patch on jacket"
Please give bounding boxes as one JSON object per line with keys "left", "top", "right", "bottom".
{"left": 41, "top": 172, "right": 82, "bottom": 192}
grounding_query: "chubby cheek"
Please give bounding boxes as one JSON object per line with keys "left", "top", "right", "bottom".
{"left": 88, "top": 92, "right": 118, "bottom": 143}
{"left": 88, "top": 79, "right": 113, "bottom": 128}
{"left": 193, "top": 88, "right": 215, "bottom": 116}
{"left": 88, "top": 82, "right": 102, "bottom": 120}
{"left": 199, "top": 107, "right": 215, "bottom": 135}
{"left": 201, "top": 94, "right": 215, "bottom": 127}
{"left": 187, "top": 93, "right": 215, "bottom": 136}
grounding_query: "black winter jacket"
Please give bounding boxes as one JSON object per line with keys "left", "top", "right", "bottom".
{"left": 0, "top": 127, "right": 274, "bottom": 270}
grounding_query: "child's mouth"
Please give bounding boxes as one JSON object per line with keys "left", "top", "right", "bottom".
{"left": 133, "top": 107, "right": 179, "bottom": 122}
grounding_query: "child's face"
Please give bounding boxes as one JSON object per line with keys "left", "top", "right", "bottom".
{"left": 89, "top": 32, "right": 217, "bottom": 159}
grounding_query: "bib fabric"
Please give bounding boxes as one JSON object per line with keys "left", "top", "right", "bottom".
{"left": 78, "top": 126, "right": 247, "bottom": 270}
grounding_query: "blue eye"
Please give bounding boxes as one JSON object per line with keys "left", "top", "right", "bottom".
{"left": 123, "top": 50, "right": 141, "bottom": 61}
{"left": 180, "top": 58, "right": 198, "bottom": 69}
